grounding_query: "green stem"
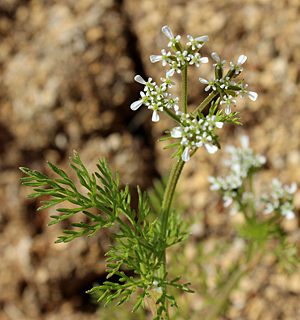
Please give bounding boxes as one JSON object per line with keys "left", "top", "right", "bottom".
{"left": 160, "top": 159, "right": 185, "bottom": 237}
{"left": 248, "top": 173, "right": 256, "bottom": 219}
{"left": 199, "top": 243, "right": 265, "bottom": 320}
{"left": 193, "top": 91, "right": 219, "bottom": 116}
{"left": 163, "top": 106, "right": 181, "bottom": 123}
{"left": 158, "top": 158, "right": 185, "bottom": 318}
{"left": 181, "top": 64, "right": 188, "bottom": 113}
{"left": 202, "top": 266, "right": 247, "bottom": 320}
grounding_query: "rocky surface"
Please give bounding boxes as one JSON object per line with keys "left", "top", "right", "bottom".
{"left": 0, "top": 0, "right": 300, "bottom": 319}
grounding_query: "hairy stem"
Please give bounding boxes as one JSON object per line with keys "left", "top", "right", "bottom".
{"left": 202, "top": 266, "right": 247, "bottom": 320}
{"left": 158, "top": 158, "right": 185, "bottom": 318}
{"left": 181, "top": 64, "right": 188, "bottom": 113}
{"left": 163, "top": 106, "right": 181, "bottom": 123}
{"left": 193, "top": 91, "right": 219, "bottom": 116}
{"left": 198, "top": 244, "right": 265, "bottom": 320}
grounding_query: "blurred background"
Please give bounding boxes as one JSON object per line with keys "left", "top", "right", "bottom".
{"left": 1, "top": 0, "right": 300, "bottom": 319}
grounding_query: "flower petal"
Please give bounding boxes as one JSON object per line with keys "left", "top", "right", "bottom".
{"left": 237, "top": 55, "right": 247, "bottom": 66}
{"left": 247, "top": 91, "right": 258, "bottom": 101}
{"left": 150, "top": 55, "right": 162, "bottom": 63}
{"left": 211, "top": 52, "right": 220, "bottom": 62}
{"left": 240, "top": 135, "right": 249, "bottom": 149}
{"left": 152, "top": 110, "right": 159, "bottom": 122}
{"left": 182, "top": 147, "right": 190, "bottom": 162}
{"left": 199, "top": 57, "right": 209, "bottom": 63}
{"left": 171, "top": 127, "right": 183, "bottom": 138}
{"left": 162, "top": 25, "right": 174, "bottom": 39}
{"left": 205, "top": 143, "right": 218, "bottom": 154}
{"left": 134, "top": 75, "right": 146, "bottom": 85}
{"left": 215, "top": 121, "right": 224, "bottom": 129}
{"left": 130, "top": 100, "right": 143, "bottom": 111}
{"left": 289, "top": 182, "right": 297, "bottom": 194}
{"left": 199, "top": 78, "right": 209, "bottom": 84}
{"left": 166, "top": 69, "right": 175, "bottom": 77}
{"left": 225, "top": 105, "right": 231, "bottom": 115}
{"left": 195, "top": 35, "right": 209, "bottom": 43}
{"left": 285, "top": 210, "right": 295, "bottom": 220}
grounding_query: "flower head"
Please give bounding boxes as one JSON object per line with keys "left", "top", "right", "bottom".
{"left": 186, "top": 35, "right": 209, "bottom": 51}
{"left": 150, "top": 49, "right": 172, "bottom": 66}
{"left": 199, "top": 77, "right": 217, "bottom": 91}
{"left": 170, "top": 113, "right": 223, "bottom": 161}
{"left": 130, "top": 73, "right": 179, "bottom": 121}
{"left": 211, "top": 52, "right": 226, "bottom": 69}
{"left": 162, "top": 25, "right": 181, "bottom": 48}
{"left": 230, "top": 55, "right": 247, "bottom": 74}
{"left": 238, "top": 84, "right": 258, "bottom": 101}
{"left": 220, "top": 95, "right": 237, "bottom": 115}
{"left": 188, "top": 53, "right": 209, "bottom": 67}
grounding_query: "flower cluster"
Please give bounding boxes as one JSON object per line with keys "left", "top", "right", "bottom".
{"left": 208, "top": 135, "right": 266, "bottom": 210}
{"left": 262, "top": 178, "right": 297, "bottom": 220}
{"left": 208, "top": 136, "right": 297, "bottom": 220}
{"left": 130, "top": 71, "right": 179, "bottom": 122}
{"left": 150, "top": 26, "right": 209, "bottom": 73}
{"left": 171, "top": 113, "right": 223, "bottom": 161}
{"left": 199, "top": 53, "right": 258, "bottom": 115}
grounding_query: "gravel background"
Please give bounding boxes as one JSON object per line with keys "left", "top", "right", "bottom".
{"left": 1, "top": 0, "right": 300, "bottom": 319}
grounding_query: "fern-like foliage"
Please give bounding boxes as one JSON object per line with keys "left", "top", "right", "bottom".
{"left": 20, "top": 151, "right": 192, "bottom": 319}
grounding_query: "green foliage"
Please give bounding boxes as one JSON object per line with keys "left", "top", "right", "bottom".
{"left": 20, "top": 151, "right": 192, "bottom": 318}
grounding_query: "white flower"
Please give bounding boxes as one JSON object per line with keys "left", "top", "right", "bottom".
{"left": 211, "top": 52, "right": 226, "bottom": 69}
{"left": 285, "top": 182, "right": 297, "bottom": 195}
{"left": 130, "top": 91, "right": 150, "bottom": 110}
{"left": 186, "top": 35, "right": 209, "bottom": 50}
{"left": 196, "top": 132, "right": 218, "bottom": 154}
{"left": 161, "top": 25, "right": 181, "bottom": 47}
{"left": 220, "top": 95, "right": 237, "bottom": 115}
{"left": 134, "top": 75, "right": 147, "bottom": 85}
{"left": 219, "top": 77, "right": 236, "bottom": 90}
{"left": 130, "top": 98, "right": 143, "bottom": 111}
{"left": 165, "top": 94, "right": 179, "bottom": 111}
{"left": 162, "top": 25, "right": 174, "bottom": 39}
{"left": 280, "top": 202, "right": 295, "bottom": 220}
{"left": 182, "top": 146, "right": 191, "bottom": 161}
{"left": 240, "top": 135, "right": 249, "bottom": 149}
{"left": 199, "top": 77, "right": 217, "bottom": 91}
{"left": 160, "top": 71, "right": 176, "bottom": 90}
{"left": 171, "top": 127, "right": 183, "bottom": 138}
{"left": 237, "top": 54, "right": 247, "bottom": 66}
{"left": 238, "top": 84, "right": 258, "bottom": 101}
{"left": 205, "top": 115, "right": 223, "bottom": 130}
{"left": 195, "top": 35, "right": 209, "bottom": 43}
{"left": 263, "top": 202, "right": 276, "bottom": 215}
{"left": 207, "top": 175, "right": 226, "bottom": 191}
{"left": 223, "top": 193, "right": 234, "bottom": 207}
{"left": 150, "top": 49, "right": 172, "bottom": 66}
{"left": 188, "top": 53, "right": 209, "bottom": 67}
{"left": 152, "top": 110, "right": 159, "bottom": 122}
{"left": 230, "top": 55, "right": 247, "bottom": 74}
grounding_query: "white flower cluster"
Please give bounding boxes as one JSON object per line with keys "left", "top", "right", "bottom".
{"left": 199, "top": 53, "right": 258, "bottom": 115}
{"left": 150, "top": 26, "right": 209, "bottom": 73}
{"left": 208, "top": 136, "right": 297, "bottom": 220}
{"left": 262, "top": 178, "right": 297, "bottom": 220}
{"left": 130, "top": 71, "right": 179, "bottom": 122}
{"left": 171, "top": 113, "right": 223, "bottom": 161}
{"left": 208, "top": 135, "right": 266, "bottom": 210}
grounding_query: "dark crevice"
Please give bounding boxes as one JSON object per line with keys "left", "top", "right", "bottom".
{"left": 115, "top": 2, "right": 161, "bottom": 182}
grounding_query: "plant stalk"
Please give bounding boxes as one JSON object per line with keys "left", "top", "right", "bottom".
{"left": 181, "top": 64, "right": 188, "bottom": 113}
{"left": 193, "top": 91, "right": 219, "bottom": 116}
